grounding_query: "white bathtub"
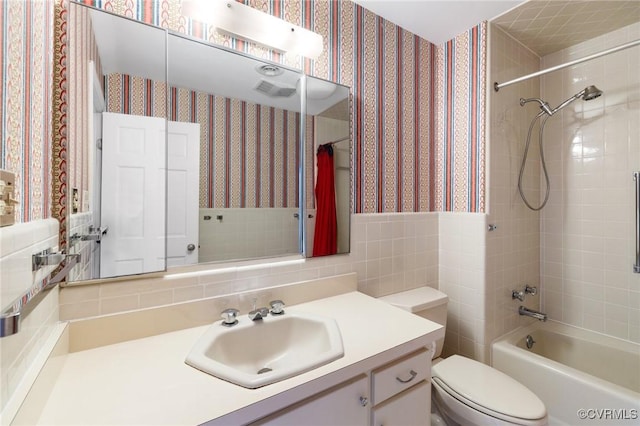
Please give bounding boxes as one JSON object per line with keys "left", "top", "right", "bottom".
{"left": 492, "top": 321, "right": 640, "bottom": 425}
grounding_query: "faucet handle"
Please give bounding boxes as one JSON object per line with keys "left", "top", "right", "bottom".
{"left": 525, "top": 285, "right": 537, "bottom": 296}
{"left": 220, "top": 308, "right": 239, "bottom": 326}
{"left": 269, "top": 300, "right": 285, "bottom": 315}
{"left": 512, "top": 290, "right": 525, "bottom": 302}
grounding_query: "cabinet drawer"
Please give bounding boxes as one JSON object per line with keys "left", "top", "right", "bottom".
{"left": 250, "top": 374, "right": 369, "bottom": 426}
{"left": 372, "top": 380, "right": 430, "bottom": 426}
{"left": 372, "top": 348, "right": 431, "bottom": 405}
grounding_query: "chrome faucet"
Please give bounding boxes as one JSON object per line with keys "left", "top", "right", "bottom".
{"left": 248, "top": 307, "right": 269, "bottom": 321}
{"left": 519, "top": 306, "right": 547, "bottom": 322}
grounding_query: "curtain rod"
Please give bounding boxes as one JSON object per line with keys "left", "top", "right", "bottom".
{"left": 494, "top": 38, "right": 640, "bottom": 92}
{"left": 324, "top": 136, "right": 350, "bottom": 145}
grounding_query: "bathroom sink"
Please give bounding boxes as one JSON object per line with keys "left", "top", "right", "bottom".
{"left": 185, "top": 312, "right": 344, "bottom": 388}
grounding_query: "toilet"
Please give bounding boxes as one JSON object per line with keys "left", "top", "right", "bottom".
{"left": 380, "top": 287, "right": 548, "bottom": 426}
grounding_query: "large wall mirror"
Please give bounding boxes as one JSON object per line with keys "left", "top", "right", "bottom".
{"left": 66, "top": 2, "right": 351, "bottom": 283}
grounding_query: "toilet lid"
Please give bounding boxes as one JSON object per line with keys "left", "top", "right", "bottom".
{"left": 432, "top": 355, "right": 546, "bottom": 421}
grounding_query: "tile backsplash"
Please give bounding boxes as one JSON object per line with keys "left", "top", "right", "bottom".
{"left": 0, "top": 219, "right": 60, "bottom": 419}
{"left": 59, "top": 212, "right": 440, "bottom": 321}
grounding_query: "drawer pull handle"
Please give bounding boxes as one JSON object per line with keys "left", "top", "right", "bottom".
{"left": 396, "top": 369, "right": 418, "bottom": 384}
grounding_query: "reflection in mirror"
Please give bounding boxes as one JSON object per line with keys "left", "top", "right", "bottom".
{"left": 166, "top": 34, "right": 303, "bottom": 265}
{"left": 66, "top": 3, "right": 351, "bottom": 284}
{"left": 305, "top": 77, "right": 351, "bottom": 257}
{"left": 67, "top": 4, "right": 168, "bottom": 281}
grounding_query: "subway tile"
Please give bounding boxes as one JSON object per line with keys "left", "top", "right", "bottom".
{"left": 59, "top": 300, "right": 100, "bottom": 321}
{"left": 605, "top": 287, "right": 629, "bottom": 307}
{"left": 139, "top": 289, "right": 174, "bottom": 309}
{"left": 100, "top": 295, "right": 140, "bottom": 316}
{"left": 604, "top": 318, "right": 629, "bottom": 340}
{"left": 59, "top": 285, "right": 100, "bottom": 304}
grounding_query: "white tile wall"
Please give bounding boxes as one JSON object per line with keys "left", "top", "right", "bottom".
{"left": 0, "top": 219, "right": 60, "bottom": 417}
{"left": 59, "top": 212, "right": 440, "bottom": 320}
{"left": 540, "top": 22, "right": 640, "bottom": 342}
{"left": 0, "top": 219, "right": 60, "bottom": 312}
{"left": 486, "top": 24, "right": 543, "bottom": 359}
{"left": 438, "top": 212, "right": 488, "bottom": 362}
{"left": 67, "top": 212, "right": 98, "bottom": 282}
{"left": 198, "top": 208, "right": 300, "bottom": 263}
{"left": 354, "top": 213, "right": 439, "bottom": 296}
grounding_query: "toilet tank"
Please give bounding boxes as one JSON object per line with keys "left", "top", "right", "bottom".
{"left": 379, "top": 287, "right": 448, "bottom": 359}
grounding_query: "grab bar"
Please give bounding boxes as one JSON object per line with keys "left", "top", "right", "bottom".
{"left": 1, "top": 253, "right": 80, "bottom": 337}
{"left": 635, "top": 172, "right": 640, "bottom": 273}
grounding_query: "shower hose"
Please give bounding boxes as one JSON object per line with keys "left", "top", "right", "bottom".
{"left": 518, "top": 111, "right": 551, "bottom": 211}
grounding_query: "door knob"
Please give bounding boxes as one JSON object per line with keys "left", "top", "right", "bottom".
{"left": 187, "top": 243, "right": 196, "bottom": 251}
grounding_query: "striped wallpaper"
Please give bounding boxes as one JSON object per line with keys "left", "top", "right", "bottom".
{"left": 1, "top": 0, "right": 53, "bottom": 223}
{"left": 52, "top": 0, "right": 437, "bottom": 218}
{"left": 67, "top": 3, "right": 103, "bottom": 220}
{"left": 48, "top": 0, "right": 488, "bottom": 234}
{"left": 104, "top": 73, "right": 301, "bottom": 209}
{"left": 435, "top": 23, "right": 487, "bottom": 212}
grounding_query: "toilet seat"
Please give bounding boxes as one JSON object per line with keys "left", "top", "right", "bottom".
{"left": 432, "top": 355, "right": 547, "bottom": 425}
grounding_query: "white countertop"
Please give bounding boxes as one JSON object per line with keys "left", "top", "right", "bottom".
{"left": 24, "top": 291, "right": 443, "bottom": 425}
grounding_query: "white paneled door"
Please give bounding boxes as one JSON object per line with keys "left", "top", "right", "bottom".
{"left": 100, "top": 112, "right": 166, "bottom": 278}
{"left": 166, "top": 121, "right": 200, "bottom": 267}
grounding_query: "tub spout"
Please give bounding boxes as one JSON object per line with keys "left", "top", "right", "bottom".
{"left": 519, "top": 306, "right": 547, "bottom": 322}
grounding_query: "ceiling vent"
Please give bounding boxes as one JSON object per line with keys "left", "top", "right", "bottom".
{"left": 255, "top": 80, "right": 297, "bottom": 98}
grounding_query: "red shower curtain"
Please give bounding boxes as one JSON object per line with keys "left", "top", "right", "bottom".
{"left": 313, "top": 144, "right": 337, "bottom": 257}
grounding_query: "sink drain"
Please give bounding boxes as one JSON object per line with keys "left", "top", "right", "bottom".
{"left": 257, "top": 367, "right": 273, "bottom": 374}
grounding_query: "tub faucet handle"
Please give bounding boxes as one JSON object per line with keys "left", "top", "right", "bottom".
{"left": 525, "top": 285, "right": 537, "bottom": 296}
{"left": 512, "top": 290, "right": 525, "bottom": 302}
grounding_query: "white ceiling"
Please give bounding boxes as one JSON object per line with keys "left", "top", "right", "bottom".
{"left": 352, "top": 0, "right": 526, "bottom": 45}
{"left": 89, "top": 9, "right": 348, "bottom": 116}
{"left": 492, "top": 0, "right": 640, "bottom": 56}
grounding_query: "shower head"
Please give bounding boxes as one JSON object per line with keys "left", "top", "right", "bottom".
{"left": 581, "top": 85, "right": 603, "bottom": 101}
{"left": 521, "top": 85, "right": 604, "bottom": 116}
{"left": 552, "top": 85, "right": 604, "bottom": 114}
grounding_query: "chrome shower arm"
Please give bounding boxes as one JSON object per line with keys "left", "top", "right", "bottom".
{"left": 520, "top": 97, "right": 553, "bottom": 116}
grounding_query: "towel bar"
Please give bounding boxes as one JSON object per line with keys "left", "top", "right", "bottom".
{"left": 1, "top": 253, "right": 80, "bottom": 338}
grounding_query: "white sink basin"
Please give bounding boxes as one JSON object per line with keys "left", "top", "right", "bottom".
{"left": 185, "top": 312, "right": 344, "bottom": 388}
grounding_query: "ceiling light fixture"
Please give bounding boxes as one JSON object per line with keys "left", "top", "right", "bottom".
{"left": 181, "top": 0, "right": 323, "bottom": 59}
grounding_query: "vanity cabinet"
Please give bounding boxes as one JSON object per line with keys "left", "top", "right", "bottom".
{"left": 250, "top": 349, "right": 431, "bottom": 426}
{"left": 372, "top": 381, "right": 430, "bottom": 426}
{"left": 251, "top": 375, "right": 369, "bottom": 425}
{"left": 371, "top": 349, "right": 431, "bottom": 426}
{"left": 21, "top": 291, "right": 444, "bottom": 425}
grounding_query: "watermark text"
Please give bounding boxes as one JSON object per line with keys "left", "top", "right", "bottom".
{"left": 577, "top": 409, "right": 638, "bottom": 421}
